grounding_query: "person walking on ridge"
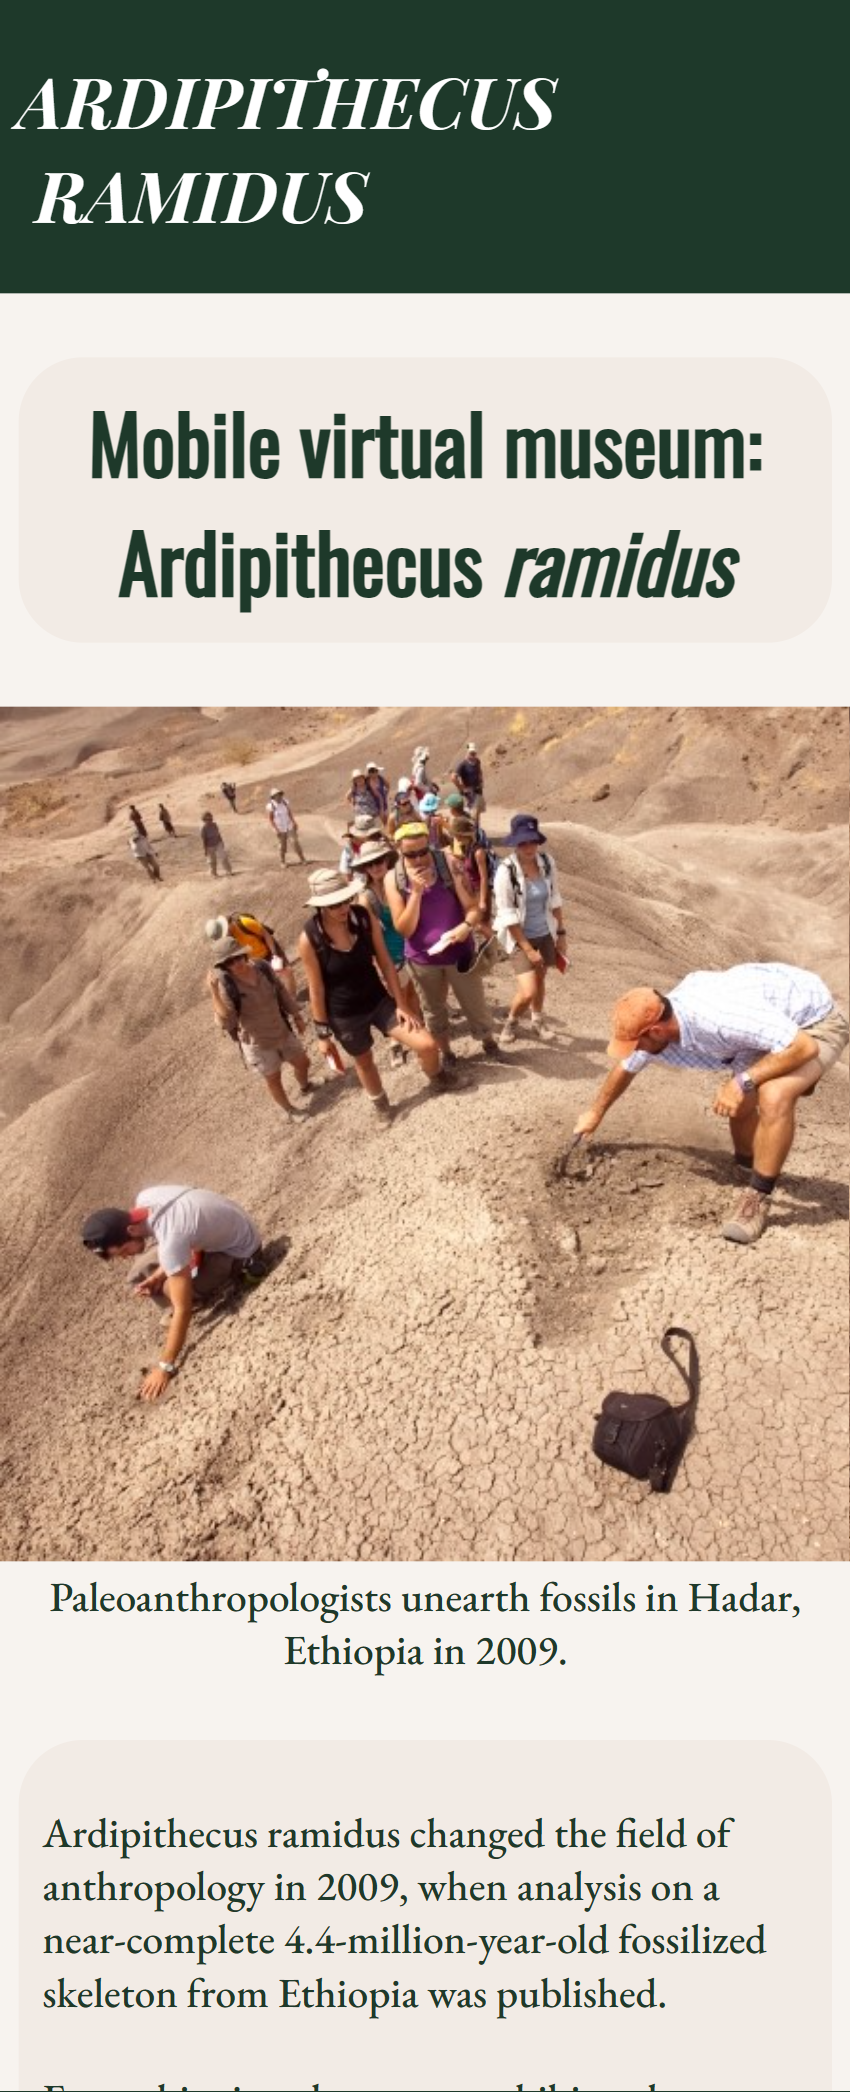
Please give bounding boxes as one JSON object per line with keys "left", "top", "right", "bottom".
{"left": 207, "top": 936, "right": 313, "bottom": 1122}
{"left": 200, "top": 810, "right": 233, "bottom": 877}
{"left": 266, "top": 788, "right": 306, "bottom": 865}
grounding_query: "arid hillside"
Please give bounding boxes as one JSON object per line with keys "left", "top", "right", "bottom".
{"left": 1, "top": 705, "right": 846, "bottom": 1564}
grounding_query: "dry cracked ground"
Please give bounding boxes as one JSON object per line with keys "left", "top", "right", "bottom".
{"left": 0, "top": 705, "right": 847, "bottom": 1563}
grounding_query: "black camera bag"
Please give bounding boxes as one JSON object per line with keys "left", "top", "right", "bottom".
{"left": 592, "top": 1326, "right": 699, "bottom": 1493}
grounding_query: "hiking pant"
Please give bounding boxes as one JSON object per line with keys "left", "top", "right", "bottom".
{"left": 206, "top": 843, "right": 232, "bottom": 876}
{"left": 277, "top": 829, "right": 305, "bottom": 864}
{"left": 409, "top": 959, "right": 492, "bottom": 1043}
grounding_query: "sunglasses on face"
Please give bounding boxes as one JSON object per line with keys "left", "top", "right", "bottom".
{"left": 402, "top": 847, "right": 431, "bottom": 862}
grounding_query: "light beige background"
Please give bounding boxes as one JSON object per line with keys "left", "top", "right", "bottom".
{"left": 21, "top": 1738, "right": 829, "bottom": 2090}
{"left": 19, "top": 356, "right": 829, "bottom": 641}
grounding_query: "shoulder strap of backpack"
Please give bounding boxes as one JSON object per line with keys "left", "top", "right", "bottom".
{"left": 660, "top": 1326, "right": 699, "bottom": 1409}
{"left": 433, "top": 847, "right": 456, "bottom": 889}
{"left": 506, "top": 854, "right": 521, "bottom": 904}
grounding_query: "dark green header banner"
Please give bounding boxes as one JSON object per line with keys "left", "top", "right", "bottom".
{"left": 3, "top": 0, "right": 847, "bottom": 293}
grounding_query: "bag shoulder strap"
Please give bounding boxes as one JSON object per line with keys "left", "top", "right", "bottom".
{"left": 660, "top": 1326, "right": 699, "bottom": 1408}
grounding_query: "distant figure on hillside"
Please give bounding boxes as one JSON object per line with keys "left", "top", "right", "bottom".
{"left": 206, "top": 910, "right": 298, "bottom": 1004}
{"left": 221, "top": 781, "right": 238, "bottom": 812}
{"left": 451, "top": 741, "right": 486, "bottom": 818}
{"left": 493, "top": 814, "right": 566, "bottom": 1046}
{"left": 412, "top": 746, "right": 435, "bottom": 796}
{"left": 128, "top": 804, "right": 147, "bottom": 838}
{"left": 365, "top": 762, "right": 389, "bottom": 818}
{"left": 81, "top": 1187, "right": 265, "bottom": 1403}
{"left": 207, "top": 935, "right": 312, "bottom": 1123}
{"left": 573, "top": 964, "right": 850, "bottom": 1246}
{"left": 266, "top": 788, "right": 305, "bottom": 865}
{"left": 200, "top": 810, "right": 232, "bottom": 877}
{"left": 129, "top": 829, "right": 161, "bottom": 882}
{"left": 158, "top": 803, "right": 175, "bottom": 837}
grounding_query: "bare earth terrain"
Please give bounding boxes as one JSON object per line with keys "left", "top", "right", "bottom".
{"left": 0, "top": 704, "right": 846, "bottom": 1563}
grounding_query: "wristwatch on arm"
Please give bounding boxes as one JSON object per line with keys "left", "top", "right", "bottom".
{"left": 734, "top": 1071, "right": 757, "bottom": 1095}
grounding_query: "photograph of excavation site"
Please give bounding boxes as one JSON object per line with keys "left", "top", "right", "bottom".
{"left": 1, "top": 703, "right": 847, "bottom": 1564}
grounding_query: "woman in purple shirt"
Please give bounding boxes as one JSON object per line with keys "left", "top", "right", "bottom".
{"left": 385, "top": 823, "right": 501, "bottom": 1067}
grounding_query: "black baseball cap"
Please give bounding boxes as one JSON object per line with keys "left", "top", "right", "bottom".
{"left": 81, "top": 1208, "right": 134, "bottom": 1257}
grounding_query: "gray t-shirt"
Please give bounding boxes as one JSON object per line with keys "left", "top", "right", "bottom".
{"left": 137, "top": 1185, "right": 260, "bottom": 1276}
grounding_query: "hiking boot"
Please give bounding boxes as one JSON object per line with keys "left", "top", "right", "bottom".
{"left": 441, "top": 1046, "right": 459, "bottom": 1067}
{"left": 499, "top": 1018, "right": 518, "bottom": 1045}
{"left": 530, "top": 1016, "right": 554, "bottom": 1042}
{"left": 432, "top": 1060, "right": 460, "bottom": 1088}
{"left": 482, "top": 1036, "right": 503, "bottom": 1059}
{"left": 721, "top": 1188, "right": 772, "bottom": 1244}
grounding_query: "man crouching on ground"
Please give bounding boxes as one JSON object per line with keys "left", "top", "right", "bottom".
{"left": 81, "top": 1187, "right": 263, "bottom": 1401}
{"left": 573, "top": 962, "right": 849, "bottom": 1244}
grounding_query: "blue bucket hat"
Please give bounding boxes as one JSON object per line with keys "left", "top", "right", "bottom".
{"left": 504, "top": 813, "right": 547, "bottom": 848}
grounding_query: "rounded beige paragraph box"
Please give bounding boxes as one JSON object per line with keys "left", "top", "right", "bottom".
{"left": 19, "top": 358, "right": 829, "bottom": 642}
{"left": 20, "top": 1738, "right": 828, "bottom": 2091}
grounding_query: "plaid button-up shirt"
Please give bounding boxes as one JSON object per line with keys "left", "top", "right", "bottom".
{"left": 623, "top": 963, "right": 834, "bottom": 1076}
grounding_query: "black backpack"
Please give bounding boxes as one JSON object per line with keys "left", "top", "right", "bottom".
{"left": 592, "top": 1326, "right": 699, "bottom": 1494}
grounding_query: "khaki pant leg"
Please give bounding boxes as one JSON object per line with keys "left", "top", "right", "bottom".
{"left": 446, "top": 962, "right": 492, "bottom": 1040}
{"left": 410, "top": 963, "right": 450, "bottom": 1042}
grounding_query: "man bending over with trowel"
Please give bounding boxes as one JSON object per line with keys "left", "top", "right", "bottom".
{"left": 574, "top": 962, "right": 848, "bottom": 1244}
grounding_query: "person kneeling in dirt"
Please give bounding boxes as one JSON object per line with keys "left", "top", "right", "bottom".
{"left": 573, "top": 964, "right": 850, "bottom": 1245}
{"left": 299, "top": 866, "right": 446, "bottom": 1121}
{"left": 208, "top": 936, "right": 313, "bottom": 1121}
{"left": 206, "top": 909, "right": 298, "bottom": 1004}
{"left": 81, "top": 1188, "right": 264, "bottom": 1403}
{"left": 129, "top": 828, "right": 161, "bottom": 881}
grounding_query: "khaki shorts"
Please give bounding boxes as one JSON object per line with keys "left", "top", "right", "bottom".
{"left": 804, "top": 1005, "right": 850, "bottom": 1073}
{"left": 240, "top": 1031, "right": 304, "bottom": 1077}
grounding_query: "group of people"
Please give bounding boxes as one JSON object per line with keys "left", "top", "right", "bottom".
{"left": 85, "top": 742, "right": 847, "bottom": 1405}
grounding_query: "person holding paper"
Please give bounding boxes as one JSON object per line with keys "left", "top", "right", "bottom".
{"left": 385, "top": 822, "right": 501, "bottom": 1067}
{"left": 573, "top": 965, "right": 849, "bottom": 1243}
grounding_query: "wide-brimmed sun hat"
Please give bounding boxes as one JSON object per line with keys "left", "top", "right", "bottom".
{"left": 356, "top": 839, "right": 396, "bottom": 868}
{"left": 305, "top": 867, "right": 364, "bottom": 909}
{"left": 397, "top": 775, "right": 413, "bottom": 793}
{"left": 420, "top": 792, "right": 440, "bottom": 814}
{"left": 503, "top": 813, "right": 547, "bottom": 848}
{"left": 210, "top": 935, "right": 251, "bottom": 968}
{"left": 347, "top": 813, "right": 384, "bottom": 838}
